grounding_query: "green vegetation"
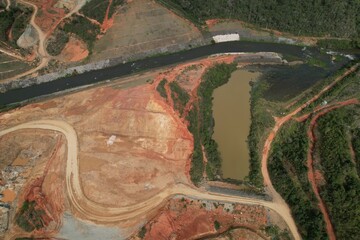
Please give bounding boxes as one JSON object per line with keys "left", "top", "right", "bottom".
{"left": 46, "top": 30, "right": 69, "bottom": 56}
{"left": 186, "top": 106, "right": 204, "bottom": 184}
{"left": 80, "top": 0, "right": 124, "bottom": 23}
{"left": 16, "top": 201, "right": 45, "bottom": 232}
{"left": 138, "top": 226, "right": 147, "bottom": 238}
{"left": 264, "top": 225, "right": 291, "bottom": 240}
{"left": 317, "top": 108, "right": 360, "bottom": 239}
{"left": 186, "top": 63, "right": 236, "bottom": 184}
{"left": 157, "top": 0, "right": 360, "bottom": 39}
{"left": 291, "top": 62, "right": 359, "bottom": 116}
{"left": 306, "top": 58, "right": 326, "bottom": 69}
{"left": 248, "top": 80, "right": 273, "bottom": 187}
{"left": 156, "top": 78, "right": 168, "bottom": 99}
{"left": 317, "top": 39, "right": 360, "bottom": 50}
{"left": 351, "top": 128, "right": 360, "bottom": 175}
{"left": 169, "top": 81, "right": 190, "bottom": 116}
{"left": 0, "top": 6, "right": 32, "bottom": 47}
{"left": 300, "top": 68, "right": 360, "bottom": 115}
{"left": 269, "top": 121, "right": 327, "bottom": 240}
{"left": 214, "top": 220, "right": 220, "bottom": 230}
{"left": 62, "top": 16, "right": 100, "bottom": 53}
{"left": 198, "top": 63, "right": 237, "bottom": 180}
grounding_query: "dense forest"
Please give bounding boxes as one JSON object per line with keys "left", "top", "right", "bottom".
{"left": 0, "top": 5, "right": 32, "bottom": 47}
{"left": 157, "top": 0, "right": 360, "bottom": 39}
{"left": 268, "top": 121, "right": 328, "bottom": 240}
{"left": 317, "top": 107, "right": 360, "bottom": 239}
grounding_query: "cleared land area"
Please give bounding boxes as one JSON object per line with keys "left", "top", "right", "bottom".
{"left": 90, "top": 0, "right": 202, "bottom": 62}
{"left": 0, "top": 54, "right": 32, "bottom": 79}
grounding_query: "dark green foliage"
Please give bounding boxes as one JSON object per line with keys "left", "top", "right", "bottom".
{"left": 351, "top": 128, "right": 360, "bottom": 175}
{"left": 109, "top": 0, "right": 125, "bottom": 18}
{"left": 214, "top": 220, "right": 220, "bottom": 230}
{"left": 62, "top": 16, "right": 100, "bottom": 53}
{"left": 186, "top": 63, "right": 236, "bottom": 184}
{"left": 80, "top": 0, "right": 124, "bottom": 23}
{"left": 186, "top": 106, "right": 204, "bottom": 184}
{"left": 265, "top": 225, "right": 291, "bottom": 240}
{"left": 317, "top": 39, "right": 360, "bottom": 50}
{"left": 157, "top": 0, "right": 360, "bottom": 38}
{"left": 301, "top": 70, "right": 358, "bottom": 114}
{"left": 247, "top": 80, "right": 273, "bottom": 187}
{"left": 16, "top": 201, "right": 45, "bottom": 232}
{"left": 0, "top": 6, "right": 32, "bottom": 45}
{"left": 269, "top": 121, "right": 327, "bottom": 240}
{"left": 317, "top": 108, "right": 360, "bottom": 239}
{"left": 156, "top": 78, "right": 168, "bottom": 99}
{"left": 169, "top": 81, "right": 190, "bottom": 116}
{"left": 46, "top": 30, "right": 69, "bottom": 56}
{"left": 198, "top": 63, "right": 237, "bottom": 180}
{"left": 138, "top": 226, "right": 147, "bottom": 238}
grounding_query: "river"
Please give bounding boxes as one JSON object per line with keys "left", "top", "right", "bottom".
{"left": 212, "top": 69, "right": 259, "bottom": 180}
{"left": 0, "top": 41, "right": 356, "bottom": 106}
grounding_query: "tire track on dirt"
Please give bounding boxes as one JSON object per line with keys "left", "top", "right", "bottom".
{"left": 0, "top": 120, "right": 299, "bottom": 239}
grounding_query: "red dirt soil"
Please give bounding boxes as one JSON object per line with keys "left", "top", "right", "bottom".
{"left": 59, "top": 36, "right": 89, "bottom": 62}
{"left": 101, "top": 0, "right": 114, "bottom": 32}
{"left": 152, "top": 55, "right": 237, "bottom": 180}
{"left": 133, "top": 198, "right": 267, "bottom": 240}
{"left": 31, "top": 0, "right": 66, "bottom": 36}
{"left": 306, "top": 98, "right": 359, "bottom": 240}
{"left": 13, "top": 135, "right": 66, "bottom": 236}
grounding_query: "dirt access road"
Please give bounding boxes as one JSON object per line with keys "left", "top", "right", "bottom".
{"left": 305, "top": 99, "right": 359, "bottom": 240}
{"left": 0, "top": 120, "right": 299, "bottom": 240}
{"left": 261, "top": 63, "right": 360, "bottom": 240}
{"left": 3, "top": 0, "right": 86, "bottom": 82}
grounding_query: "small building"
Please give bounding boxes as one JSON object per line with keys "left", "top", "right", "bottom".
{"left": 212, "top": 34, "right": 240, "bottom": 43}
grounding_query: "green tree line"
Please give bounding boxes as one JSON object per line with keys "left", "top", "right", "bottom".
{"left": 157, "top": 0, "right": 360, "bottom": 39}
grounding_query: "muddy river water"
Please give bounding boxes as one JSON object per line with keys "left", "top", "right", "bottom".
{"left": 212, "top": 69, "right": 259, "bottom": 180}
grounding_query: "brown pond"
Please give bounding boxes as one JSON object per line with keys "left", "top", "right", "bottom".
{"left": 212, "top": 69, "right": 259, "bottom": 180}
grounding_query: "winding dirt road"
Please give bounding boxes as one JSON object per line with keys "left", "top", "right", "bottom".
{"left": 261, "top": 63, "right": 359, "bottom": 240}
{"left": 306, "top": 99, "right": 358, "bottom": 240}
{"left": 3, "top": 0, "right": 86, "bottom": 82}
{"left": 0, "top": 120, "right": 299, "bottom": 239}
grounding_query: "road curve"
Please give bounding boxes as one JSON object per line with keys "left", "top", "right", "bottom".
{"left": 0, "top": 120, "right": 300, "bottom": 239}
